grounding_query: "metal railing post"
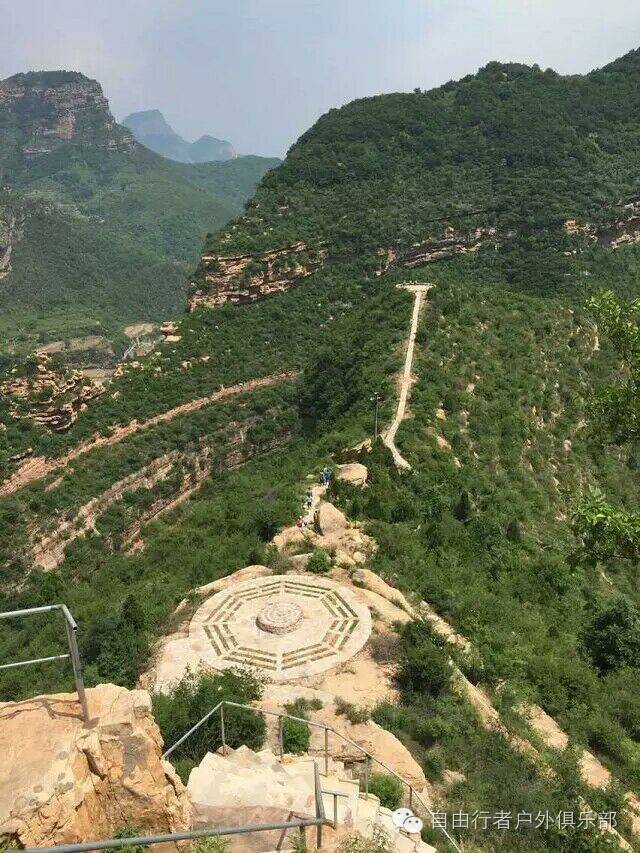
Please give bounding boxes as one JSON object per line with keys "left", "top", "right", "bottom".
{"left": 409, "top": 785, "right": 413, "bottom": 809}
{"left": 364, "top": 754, "right": 370, "bottom": 797}
{"left": 62, "top": 609, "right": 89, "bottom": 723}
{"left": 332, "top": 793, "right": 338, "bottom": 830}
{"left": 220, "top": 704, "right": 226, "bottom": 752}
{"left": 313, "top": 761, "right": 326, "bottom": 850}
{"left": 0, "top": 604, "right": 89, "bottom": 723}
{"left": 278, "top": 714, "right": 284, "bottom": 757}
{"left": 324, "top": 726, "right": 329, "bottom": 776}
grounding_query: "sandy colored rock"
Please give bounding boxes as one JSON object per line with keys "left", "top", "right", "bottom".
{"left": 517, "top": 703, "right": 569, "bottom": 751}
{"left": 196, "top": 564, "right": 271, "bottom": 596}
{"left": 441, "top": 769, "right": 466, "bottom": 787}
{"left": 315, "top": 501, "right": 349, "bottom": 538}
{"left": 335, "top": 549, "right": 355, "bottom": 568}
{"left": 336, "top": 462, "right": 368, "bottom": 488}
{"left": 310, "top": 706, "right": 427, "bottom": 791}
{"left": 352, "top": 568, "right": 415, "bottom": 616}
{"left": 311, "top": 648, "right": 399, "bottom": 708}
{"left": 0, "top": 684, "right": 189, "bottom": 848}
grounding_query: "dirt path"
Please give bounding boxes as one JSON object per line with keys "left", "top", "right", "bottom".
{"left": 0, "top": 371, "right": 298, "bottom": 498}
{"left": 382, "top": 283, "right": 431, "bottom": 470}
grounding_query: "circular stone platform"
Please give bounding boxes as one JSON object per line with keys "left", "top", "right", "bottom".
{"left": 188, "top": 574, "right": 372, "bottom": 681}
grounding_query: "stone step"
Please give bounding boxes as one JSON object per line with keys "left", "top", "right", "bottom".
{"left": 320, "top": 774, "right": 361, "bottom": 826}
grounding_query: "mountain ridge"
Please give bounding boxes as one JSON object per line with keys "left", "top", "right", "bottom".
{"left": 123, "top": 108, "right": 236, "bottom": 163}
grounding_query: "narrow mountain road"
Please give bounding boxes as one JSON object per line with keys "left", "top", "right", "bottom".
{"left": 0, "top": 371, "right": 298, "bottom": 498}
{"left": 382, "top": 283, "right": 431, "bottom": 470}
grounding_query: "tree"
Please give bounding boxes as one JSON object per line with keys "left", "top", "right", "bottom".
{"left": 583, "top": 598, "right": 640, "bottom": 674}
{"left": 573, "top": 291, "right": 640, "bottom": 562}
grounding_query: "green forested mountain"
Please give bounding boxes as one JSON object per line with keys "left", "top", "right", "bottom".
{"left": 2, "top": 53, "right": 640, "bottom": 852}
{"left": 199, "top": 48, "right": 640, "bottom": 286}
{"left": 0, "top": 72, "right": 279, "bottom": 346}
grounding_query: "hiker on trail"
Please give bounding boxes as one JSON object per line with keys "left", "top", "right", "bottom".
{"left": 296, "top": 516, "right": 304, "bottom": 529}
{"left": 306, "top": 488, "right": 313, "bottom": 509}
{"left": 322, "top": 466, "right": 332, "bottom": 486}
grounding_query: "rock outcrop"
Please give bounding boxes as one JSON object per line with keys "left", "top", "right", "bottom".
{"left": 190, "top": 241, "right": 325, "bottom": 311}
{"left": 0, "top": 71, "right": 134, "bottom": 160}
{"left": 377, "top": 225, "right": 501, "bottom": 274}
{"left": 0, "top": 684, "right": 190, "bottom": 848}
{"left": 0, "top": 204, "right": 24, "bottom": 281}
{"left": 336, "top": 462, "right": 368, "bottom": 488}
{"left": 564, "top": 198, "right": 640, "bottom": 249}
{"left": 0, "top": 351, "right": 106, "bottom": 431}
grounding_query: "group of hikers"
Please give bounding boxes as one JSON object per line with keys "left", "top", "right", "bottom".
{"left": 295, "top": 466, "right": 333, "bottom": 528}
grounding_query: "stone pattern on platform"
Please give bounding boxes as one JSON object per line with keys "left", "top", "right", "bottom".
{"left": 189, "top": 574, "right": 371, "bottom": 681}
{"left": 149, "top": 573, "right": 372, "bottom": 689}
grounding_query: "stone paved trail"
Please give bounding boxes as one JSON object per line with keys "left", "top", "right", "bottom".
{"left": 382, "top": 283, "right": 431, "bottom": 470}
{"left": 0, "top": 371, "right": 298, "bottom": 498}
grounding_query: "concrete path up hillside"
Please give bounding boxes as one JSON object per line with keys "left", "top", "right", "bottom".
{"left": 382, "top": 284, "right": 431, "bottom": 470}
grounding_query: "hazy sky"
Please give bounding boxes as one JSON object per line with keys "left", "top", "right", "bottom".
{"left": 2, "top": 1, "right": 640, "bottom": 157}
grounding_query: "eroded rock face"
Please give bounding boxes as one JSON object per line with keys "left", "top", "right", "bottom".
{"left": 0, "top": 204, "right": 24, "bottom": 281}
{"left": 189, "top": 241, "right": 325, "bottom": 311}
{"left": 0, "top": 71, "right": 134, "bottom": 159}
{"left": 314, "top": 501, "right": 349, "bottom": 539}
{"left": 0, "top": 351, "right": 105, "bottom": 432}
{"left": 564, "top": 199, "right": 640, "bottom": 249}
{"left": 0, "top": 684, "right": 190, "bottom": 848}
{"left": 378, "top": 226, "right": 500, "bottom": 274}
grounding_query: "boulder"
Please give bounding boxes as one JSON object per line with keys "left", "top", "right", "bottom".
{"left": 315, "top": 502, "right": 348, "bottom": 539}
{"left": 336, "top": 462, "right": 368, "bottom": 488}
{"left": 272, "top": 525, "right": 312, "bottom": 551}
{"left": 0, "top": 684, "right": 189, "bottom": 848}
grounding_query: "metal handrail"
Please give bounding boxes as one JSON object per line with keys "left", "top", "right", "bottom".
{"left": 163, "top": 699, "right": 462, "bottom": 851}
{"left": 13, "top": 817, "right": 327, "bottom": 853}
{"left": 0, "top": 604, "right": 89, "bottom": 722}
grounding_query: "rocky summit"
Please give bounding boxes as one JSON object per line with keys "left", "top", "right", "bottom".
{"left": 0, "top": 71, "right": 133, "bottom": 162}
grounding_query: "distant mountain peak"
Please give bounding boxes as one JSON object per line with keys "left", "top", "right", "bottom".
{"left": 122, "top": 109, "right": 176, "bottom": 137}
{"left": 123, "top": 109, "right": 235, "bottom": 163}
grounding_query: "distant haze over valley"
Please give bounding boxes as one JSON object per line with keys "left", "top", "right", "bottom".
{"left": 123, "top": 109, "right": 237, "bottom": 164}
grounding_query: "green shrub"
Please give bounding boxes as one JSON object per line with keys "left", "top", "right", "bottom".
{"left": 337, "top": 828, "right": 392, "bottom": 853}
{"left": 282, "top": 716, "right": 311, "bottom": 754}
{"left": 583, "top": 598, "right": 640, "bottom": 674}
{"left": 109, "top": 827, "right": 148, "bottom": 852}
{"left": 422, "top": 746, "right": 445, "bottom": 782}
{"left": 152, "top": 670, "right": 265, "bottom": 779}
{"left": 367, "top": 773, "right": 404, "bottom": 810}
{"left": 190, "top": 838, "right": 229, "bottom": 852}
{"left": 335, "top": 697, "right": 370, "bottom": 724}
{"left": 307, "top": 548, "right": 331, "bottom": 574}
{"left": 396, "top": 622, "right": 451, "bottom": 698}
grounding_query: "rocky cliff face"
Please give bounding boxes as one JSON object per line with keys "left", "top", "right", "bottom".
{"left": 377, "top": 225, "right": 501, "bottom": 274}
{"left": 0, "top": 71, "right": 134, "bottom": 161}
{"left": 0, "top": 684, "right": 190, "bottom": 848}
{"left": 189, "top": 241, "right": 325, "bottom": 311}
{"left": 564, "top": 197, "right": 640, "bottom": 249}
{"left": 0, "top": 351, "right": 106, "bottom": 432}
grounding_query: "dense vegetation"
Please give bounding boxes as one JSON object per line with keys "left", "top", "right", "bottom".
{"left": 202, "top": 49, "right": 640, "bottom": 265}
